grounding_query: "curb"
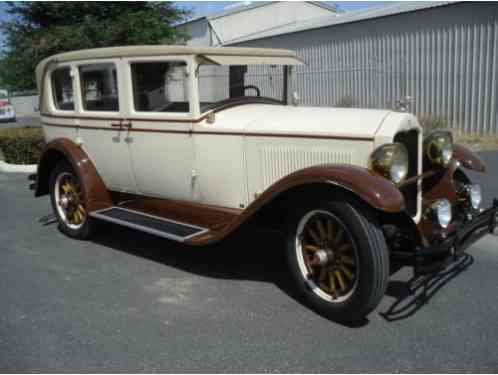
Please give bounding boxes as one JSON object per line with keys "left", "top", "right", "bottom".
{"left": 0, "top": 148, "right": 37, "bottom": 173}
{"left": 0, "top": 160, "right": 37, "bottom": 173}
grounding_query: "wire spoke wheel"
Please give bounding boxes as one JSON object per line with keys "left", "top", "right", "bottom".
{"left": 54, "top": 172, "right": 86, "bottom": 230}
{"left": 296, "top": 210, "right": 359, "bottom": 303}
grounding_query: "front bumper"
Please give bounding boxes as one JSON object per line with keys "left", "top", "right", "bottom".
{"left": 397, "top": 199, "right": 498, "bottom": 274}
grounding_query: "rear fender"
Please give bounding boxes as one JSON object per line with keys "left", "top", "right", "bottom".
{"left": 35, "top": 138, "right": 112, "bottom": 212}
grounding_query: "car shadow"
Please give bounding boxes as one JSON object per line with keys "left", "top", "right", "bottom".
{"left": 380, "top": 254, "right": 474, "bottom": 322}
{"left": 41, "top": 215, "right": 473, "bottom": 327}
{"left": 87, "top": 221, "right": 370, "bottom": 327}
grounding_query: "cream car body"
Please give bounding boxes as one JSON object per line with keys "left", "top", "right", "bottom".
{"left": 37, "top": 47, "right": 422, "bottom": 219}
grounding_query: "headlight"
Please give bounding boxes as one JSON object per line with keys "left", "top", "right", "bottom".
{"left": 469, "top": 184, "right": 482, "bottom": 210}
{"left": 368, "top": 143, "right": 409, "bottom": 185}
{"left": 424, "top": 130, "right": 453, "bottom": 167}
{"left": 432, "top": 199, "right": 452, "bottom": 229}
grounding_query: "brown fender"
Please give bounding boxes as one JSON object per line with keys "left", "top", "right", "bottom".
{"left": 35, "top": 138, "right": 112, "bottom": 212}
{"left": 187, "top": 164, "right": 405, "bottom": 245}
{"left": 453, "top": 144, "right": 486, "bottom": 173}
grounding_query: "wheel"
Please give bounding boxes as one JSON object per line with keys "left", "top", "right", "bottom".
{"left": 49, "top": 160, "right": 95, "bottom": 239}
{"left": 286, "top": 200, "right": 389, "bottom": 323}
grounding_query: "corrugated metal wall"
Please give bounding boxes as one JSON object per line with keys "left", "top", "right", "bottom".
{"left": 234, "top": 2, "right": 498, "bottom": 135}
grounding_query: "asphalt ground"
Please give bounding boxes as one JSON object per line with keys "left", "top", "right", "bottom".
{"left": 1, "top": 152, "right": 498, "bottom": 372}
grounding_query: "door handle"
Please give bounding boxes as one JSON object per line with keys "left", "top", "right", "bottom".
{"left": 121, "top": 121, "right": 132, "bottom": 129}
{"left": 110, "top": 122, "right": 123, "bottom": 130}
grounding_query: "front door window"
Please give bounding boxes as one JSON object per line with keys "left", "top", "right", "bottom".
{"left": 130, "top": 61, "right": 190, "bottom": 113}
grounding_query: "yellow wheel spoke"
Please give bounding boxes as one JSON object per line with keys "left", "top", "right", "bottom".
{"left": 304, "top": 244, "right": 321, "bottom": 253}
{"left": 340, "top": 264, "right": 354, "bottom": 280}
{"left": 308, "top": 227, "right": 321, "bottom": 245}
{"left": 341, "top": 255, "right": 355, "bottom": 266}
{"left": 316, "top": 219, "right": 326, "bottom": 241}
{"left": 334, "top": 226, "right": 344, "bottom": 245}
{"left": 77, "top": 204, "right": 86, "bottom": 216}
{"left": 329, "top": 272, "right": 337, "bottom": 295}
{"left": 326, "top": 220, "right": 333, "bottom": 240}
{"left": 338, "top": 243, "right": 352, "bottom": 253}
{"left": 335, "top": 270, "right": 346, "bottom": 291}
{"left": 74, "top": 210, "right": 82, "bottom": 224}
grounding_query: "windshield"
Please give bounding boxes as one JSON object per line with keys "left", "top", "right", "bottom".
{"left": 0, "top": 91, "right": 8, "bottom": 99}
{"left": 198, "top": 64, "right": 286, "bottom": 113}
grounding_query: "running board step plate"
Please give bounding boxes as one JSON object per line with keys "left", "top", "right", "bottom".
{"left": 90, "top": 207, "right": 209, "bottom": 242}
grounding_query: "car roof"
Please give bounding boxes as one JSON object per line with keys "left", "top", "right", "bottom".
{"left": 35, "top": 45, "right": 299, "bottom": 85}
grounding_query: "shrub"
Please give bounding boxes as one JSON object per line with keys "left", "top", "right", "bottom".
{"left": 0, "top": 127, "right": 44, "bottom": 165}
{"left": 418, "top": 114, "right": 448, "bottom": 133}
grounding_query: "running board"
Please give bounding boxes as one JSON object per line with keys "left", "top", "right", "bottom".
{"left": 90, "top": 206, "right": 209, "bottom": 242}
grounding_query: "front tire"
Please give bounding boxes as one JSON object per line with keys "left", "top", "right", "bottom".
{"left": 49, "top": 161, "right": 95, "bottom": 239}
{"left": 286, "top": 200, "right": 389, "bottom": 323}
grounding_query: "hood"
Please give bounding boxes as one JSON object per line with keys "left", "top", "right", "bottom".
{"left": 213, "top": 104, "right": 393, "bottom": 139}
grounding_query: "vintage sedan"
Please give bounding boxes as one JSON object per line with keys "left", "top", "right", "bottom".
{"left": 31, "top": 46, "right": 497, "bottom": 323}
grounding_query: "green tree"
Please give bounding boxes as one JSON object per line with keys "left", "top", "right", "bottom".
{"left": 0, "top": 2, "right": 190, "bottom": 91}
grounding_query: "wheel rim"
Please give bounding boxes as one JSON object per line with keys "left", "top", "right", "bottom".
{"left": 295, "top": 209, "right": 359, "bottom": 303}
{"left": 54, "top": 172, "right": 86, "bottom": 230}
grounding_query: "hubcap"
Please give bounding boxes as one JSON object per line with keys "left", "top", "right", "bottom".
{"left": 55, "top": 172, "right": 86, "bottom": 229}
{"left": 296, "top": 210, "right": 359, "bottom": 303}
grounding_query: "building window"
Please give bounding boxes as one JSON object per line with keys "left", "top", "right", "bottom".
{"left": 79, "top": 63, "right": 119, "bottom": 112}
{"left": 51, "top": 67, "right": 74, "bottom": 111}
{"left": 131, "top": 61, "right": 190, "bottom": 113}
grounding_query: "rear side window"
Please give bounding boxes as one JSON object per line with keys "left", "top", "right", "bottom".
{"left": 131, "top": 61, "right": 190, "bottom": 113}
{"left": 79, "top": 63, "right": 119, "bottom": 112}
{"left": 51, "top": 67, "right": 74, "bottom": 111}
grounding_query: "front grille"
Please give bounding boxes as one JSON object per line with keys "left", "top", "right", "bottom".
{"left": 395, "top": 129, "right": 420, "bottom": 217}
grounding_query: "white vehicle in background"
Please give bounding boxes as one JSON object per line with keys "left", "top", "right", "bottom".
{"left": 0, "top": 90, "right": 16, "bottom": 122}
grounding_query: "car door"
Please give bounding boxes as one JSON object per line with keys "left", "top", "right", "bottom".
{"left": 74, "top": 59, "right": 137, "bottom": 193}
{"left": 121, "top": 56, "right": 195, "bottom": 201}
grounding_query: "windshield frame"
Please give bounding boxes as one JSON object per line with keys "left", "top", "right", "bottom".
{"left": 196, "top": 63, "right": 289, "bottom": 115}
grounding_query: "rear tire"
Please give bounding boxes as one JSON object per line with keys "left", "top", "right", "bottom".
{"left": 49, "top": 160, "right": 95, "bottom": 240}
{"left": 285, "top": 199, "right": 389, "bottom": 323}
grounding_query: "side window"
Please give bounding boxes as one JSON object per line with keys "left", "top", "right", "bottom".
{"left": 51, "top": 67, "right": 74, "bottom": 111}
{"left": 130, "top": 61, "right": 190, "bottom": 113}
{"left": 79, "top": 63, "right": 119, "bottom": 112}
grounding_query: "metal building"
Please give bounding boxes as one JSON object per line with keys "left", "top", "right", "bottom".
{"left": 178, "top": 1, "right": 338, "bottom": 46}
{"left": 181, "top": 1, "right": 498, "bottom": 135}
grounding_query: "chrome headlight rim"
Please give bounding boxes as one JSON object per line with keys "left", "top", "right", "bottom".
{"left": 424, "top": 130, "right": 454, "bottom": 167}
{"left": 368, "top": 142, "right": 409, "bottom": 185}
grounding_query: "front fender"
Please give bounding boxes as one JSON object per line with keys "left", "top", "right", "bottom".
{"left": 35, "top": 138, "right": 112, "bottom": 212}
{"left": 453, "top": 144, "right": 485, "bottom": 173}
{"left": 252, "top": 164, "right": 405, "bottom": 214}
{"left": 187, "top": 164, "right": 405, "bottom": 246}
